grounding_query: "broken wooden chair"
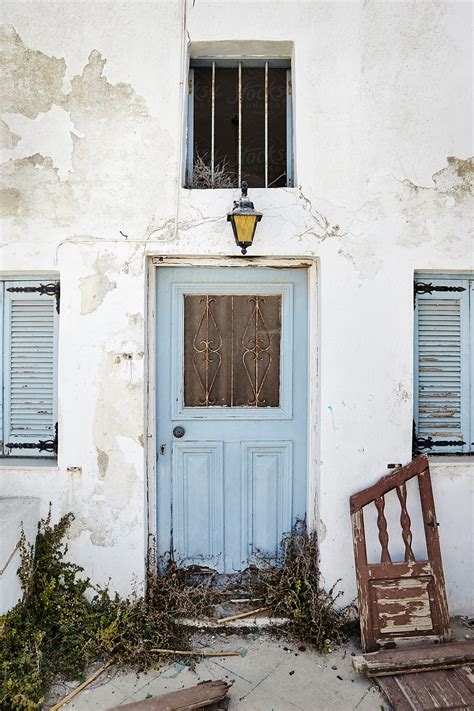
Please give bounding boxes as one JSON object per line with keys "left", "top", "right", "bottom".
{"left": 350, "top": 454, "right": 450, "bottom": 653}
{"left": 350, "top": 455, "right": 474, "bottom": 710}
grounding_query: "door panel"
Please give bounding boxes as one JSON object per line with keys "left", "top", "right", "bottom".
{"left": 172, "top": 442, "right": 224, "bottom": 569}
{"left": 241, "top": 441, "right": 292, "bottom": 564}
{"left": 156, "top": 266, "right": 308, "bottom": 572}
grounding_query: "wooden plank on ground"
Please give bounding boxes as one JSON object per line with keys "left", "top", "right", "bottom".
{"left": 376, "top": 675, "right": 412, "bottom": 711}
{"left": 376, "top": 666, "right": 474, "bottom": 710}
{"left": 108, "top": 680, "right": 232, "bottom": 711}
{"left": 353, "top": 640, "right": 474, "bottom": 677}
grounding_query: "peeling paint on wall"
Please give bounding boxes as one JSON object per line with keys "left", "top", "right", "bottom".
{"left": 0, "top": 26, "right": 158, "bottom": 236}
{"left": 64, "top": 49, "right": 149, "bottom": 123}
{"left": 0, "top": 118, "right": 20, "bottom": 148}
{"left": 0, "top": 152, "right": 77, "bottom": 220}
{"left": 77, "top": 329, "right": 146, "bottom": 550}
{"left": 80, "top": 272, "right": 116, "bottom": 314}
{"left": 0, "top": 187, "right": 19, "bottom": 216}
{"left": 433, "top": 156, "right": 474, "bottom": 198}
{"left": 335, "top": 155, "right": 474, "bottom": 275}
{"left": 127, "top": 312, "right": 144, "bottom": 328}
{"left": 80, "top": 253, "right": 119, "bottom": 314}
{"left": 96, "top": 449, "right": 109, "bottom": 478}
{"left": 319, "top": 519, "right": 327, "bottom": 543}
{"left": 0, "top": 25, "right": 66, "bottom": 118}
{"left": 0, "top": 106, "right": 77, "bottom": 179}
{"left": 397, "top": 383, "right": 410, "bottom": 403}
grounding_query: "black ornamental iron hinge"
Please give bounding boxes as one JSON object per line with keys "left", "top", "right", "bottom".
{"left": 412, "top": 422, "right": 465, "bottom": 454}
{"left": 7, "top": 281, "right": 60, "bottom": 313}
{"left": 6, "top": 423, "right": 58, "bottom": 455}
{"left": 415, "top": 281, "right": 466, "bottom": 296}
{"left": 414, "top": 436, "right": 466, "bottom": 454}
{"left": 413, "top": 281, "right": 466, "bottom": 308}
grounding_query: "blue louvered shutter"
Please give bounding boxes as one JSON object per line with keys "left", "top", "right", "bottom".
{"left": 2, "top": 282, "right": 58, "bottom": 457}
{"left": 414, "top": 279, "right": 470, "bottom": 454}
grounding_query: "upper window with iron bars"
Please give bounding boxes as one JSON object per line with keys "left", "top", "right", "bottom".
{"left": 186, "top": 59, "right": 293, "bottom": 189}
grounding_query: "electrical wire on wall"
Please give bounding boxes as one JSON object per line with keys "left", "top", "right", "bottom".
{"left": 173, "top": 0, "right": 189, "bottom": 242}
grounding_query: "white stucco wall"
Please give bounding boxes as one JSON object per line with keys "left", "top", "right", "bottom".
{"left": 0, "top": 1, "right": 472, "bottom": 613}
{"left": 0, "top": 497, "right": 40, "bottom": 613}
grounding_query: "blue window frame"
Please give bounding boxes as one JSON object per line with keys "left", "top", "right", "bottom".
{"left": 414, "top": 274, "right": 473, "bottom": 454}
{"left": 186, "top": 58, "right": 293, "bottom": 189}
{"left": 1, "top": 278, "right": 59, "bottom": 458}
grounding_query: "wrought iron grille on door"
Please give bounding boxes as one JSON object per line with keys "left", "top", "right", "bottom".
{"left": 183, "top": 294, "right": 281, "bottom": 408}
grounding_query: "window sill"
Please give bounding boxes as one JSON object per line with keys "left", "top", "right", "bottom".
{"left": 0, "top": 457, "right": 58, "bottom": 471}
{"left": 182, "top": 186, "right": 294, "bottom": 191}
{"left": 427, "top": 454, "right": 474, "bottom": 465}
{"left": 181, "top": 185, "right": 295, "bottom": 193}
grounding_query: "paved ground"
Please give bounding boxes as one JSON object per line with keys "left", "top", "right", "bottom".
{"left": 55, "top": 631, "right": 389, "bottom": 711}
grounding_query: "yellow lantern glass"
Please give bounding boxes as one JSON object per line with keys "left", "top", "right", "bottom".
{"left": 231, "top": 214, "right": 258, "bottom": 243}
{"left": 227, "top": 182, "right": 263, "bottom": 255}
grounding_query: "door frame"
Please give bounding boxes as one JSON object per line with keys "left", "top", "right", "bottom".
{"left": 144, "top": 255, "right": 320, "bottom": 573}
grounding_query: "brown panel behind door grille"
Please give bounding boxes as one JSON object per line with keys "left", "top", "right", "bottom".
{"left": 184, "top": 294, "right": 281, "bottom": 408}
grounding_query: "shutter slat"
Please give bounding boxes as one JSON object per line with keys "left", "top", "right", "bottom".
{"left": 3, "top": 282, "right": 58, "bottom": 457}
{"left": 414, "top": 283, "right": 470, "bottom": 454}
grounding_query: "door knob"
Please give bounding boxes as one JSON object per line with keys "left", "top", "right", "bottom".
{"left": 173, "top": 426, "right": 185, "bottom": 438}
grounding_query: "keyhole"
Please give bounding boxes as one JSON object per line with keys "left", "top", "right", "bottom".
{"left": 160, "top": 444, "right": 166, "bottom": 455}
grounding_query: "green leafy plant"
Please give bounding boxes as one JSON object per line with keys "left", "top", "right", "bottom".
{"left": 0, "top": 511, "right": 209, "bottom": 710}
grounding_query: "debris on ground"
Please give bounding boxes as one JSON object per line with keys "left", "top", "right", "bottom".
{"left": 215, "top": 607, "right": 270, "bottom": 624}
{"left": 49, "top": 663, "right": 113, "bottom": 711}
{"left": 352, "top": 640, "right": 474, "bottom": 677}
{"left": 108, "top": 679, "right": 232, "bottom": 711}
{"left": 44, "top": 631, "right": 387, "bottom": 710}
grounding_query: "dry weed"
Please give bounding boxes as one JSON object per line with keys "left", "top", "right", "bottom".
{"left": 185, "top": 154, "right": 235, "bottom": 189}
{"left": 248, "top": 521, "right": 351, "bottom": 651}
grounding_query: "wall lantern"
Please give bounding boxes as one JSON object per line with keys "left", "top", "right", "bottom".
{"left": 227, "top": 181, "right": 263, "bottom": 255}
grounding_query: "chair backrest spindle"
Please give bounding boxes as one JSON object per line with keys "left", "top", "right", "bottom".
{"left": 396, "top": 482, "right": 415, "bottom": 562}
{"left": 374, "top": 495, "right": 391, "bottom": 563}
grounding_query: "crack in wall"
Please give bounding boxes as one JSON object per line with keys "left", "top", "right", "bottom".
{"left": 334, "top": 156, "right": 474, "bottom": 274}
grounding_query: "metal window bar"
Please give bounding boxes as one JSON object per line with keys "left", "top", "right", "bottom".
{"left": 264, "top": 61, "right": 268, "bottom": 188}
{"left": 238, "top": 61, "right": 242, "bottom": 187}
{"left": 187, "top": 68, "right": 194, "bottom": 183}
{"left": 211, "top": 61, "right": 215, "bottom": 186}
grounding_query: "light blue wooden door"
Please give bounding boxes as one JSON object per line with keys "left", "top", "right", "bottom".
{"left": 156, "top": 266, "right": 308, "bottom": 572}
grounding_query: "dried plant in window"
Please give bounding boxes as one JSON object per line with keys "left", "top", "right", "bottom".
{"left": 185, "top": 154, "right": 235, "bottom": 189}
